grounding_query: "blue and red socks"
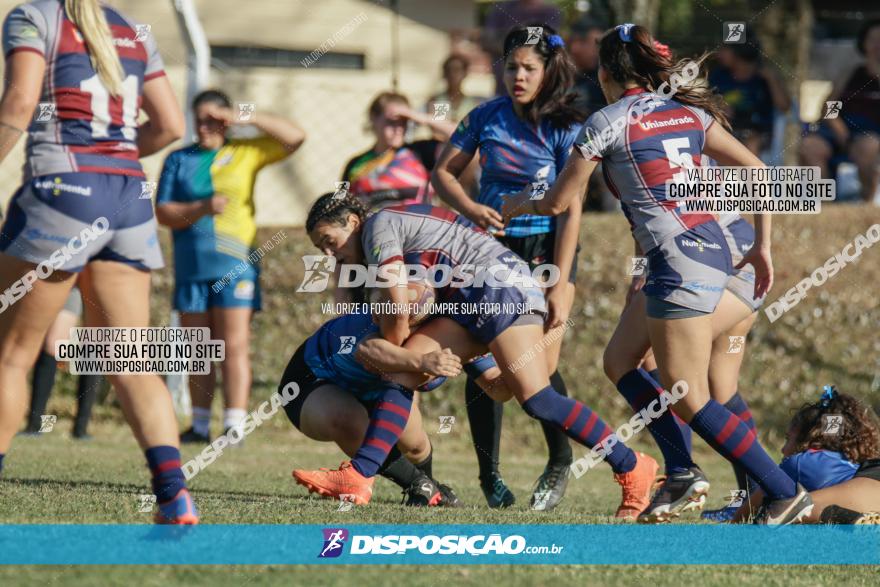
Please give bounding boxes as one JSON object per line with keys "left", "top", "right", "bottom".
{"left": 689, "top": 399, "right": 796, "bottom": 500}
{"left": 145, "top": 446, "right": 187, "bottom": 504}
{"left": 351, "top": 386, "right": 413, "bottom": 478}
{"left": 617, "top": 368, "right": 695, "bottom": 474}
{"left": 647, "top": 368, "right": 693, "bottom": 455}
{"left": 724, "top": 392, "right": 758, "bottom": 491}
{"left": 521, "top": 386, "right": 637, "bottom": 474}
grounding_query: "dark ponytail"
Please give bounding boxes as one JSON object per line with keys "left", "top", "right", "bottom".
{"left": 599, "top": 24, "right": 730, "bottom": 129}
{"left": 503, "top": 24, "right": 586, "bottom": 127}
{"left": 305, "top": 192, "right": 366, "bottom": 233}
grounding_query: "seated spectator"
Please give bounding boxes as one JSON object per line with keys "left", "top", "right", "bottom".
{"left": 799, "top": 19, "right": 880, "bottom": 203}
{"left": 709, "top": 40, "right": 790, "bottom": 156}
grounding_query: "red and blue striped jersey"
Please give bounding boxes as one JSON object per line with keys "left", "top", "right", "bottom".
{"left": 2, "top": 0, "right": 165, "bottom": 179}
{"left": 576, "top": 88, "right": 717, "bottom": 252}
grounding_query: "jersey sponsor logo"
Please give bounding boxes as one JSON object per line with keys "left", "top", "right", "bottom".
{"left": 319, "top": 528, "right": 349, "bottom": 558}
{"left": 112, "top": 36, "right": 138, "bottom": 49}
{"left": 34, "top": 177, "right": 93, "bottom": 197}
{"left": 638, "top": 115, "right": 696, "bottom": 131}
{"left": 680, "top": 238, "right": 721, "bottom": 252}
{"left": 24, "top": 228, "right": 70, "bottom": 245}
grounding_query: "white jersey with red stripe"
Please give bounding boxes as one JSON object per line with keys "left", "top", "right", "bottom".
{"left": 576, "top": 88, "right": 718, "bottom": 253}
{"left": 2, "top": 0, "right": 165, "bottom": 179}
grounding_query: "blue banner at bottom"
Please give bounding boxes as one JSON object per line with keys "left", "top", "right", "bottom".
{"left": 0, "top": 525, "right": 878, "bottom": 565}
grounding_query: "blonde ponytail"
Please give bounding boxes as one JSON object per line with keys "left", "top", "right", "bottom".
{"left": 65, "top": 0, "right": 123, "bottom": 96}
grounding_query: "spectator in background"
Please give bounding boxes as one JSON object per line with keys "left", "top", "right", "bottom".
{"left": 567, "top": 18, "right": 614, "bottom": 211}
{"left": 799, "top": 19, "right": 880, "bottom": 204}
{"left": 567, "top": 18, "right": 606, "bottom": 116}
{"left": 342, "top": 92, "right": 456, "bottom": 212}
{"left": 156, "top": 90, "right": 305, "bottom": 445}
{"left": 481, "top": 0, "right": 562, "bottom": 96}
{"left": 426, "top": 55, "right": 484, "bottom": 135}
{"left": 708, "top": 41, "right": 790, "bottom": 156}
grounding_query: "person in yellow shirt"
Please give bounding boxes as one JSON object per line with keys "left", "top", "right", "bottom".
{"left": 156, "top": 90, "right": 305, "bottom": 444}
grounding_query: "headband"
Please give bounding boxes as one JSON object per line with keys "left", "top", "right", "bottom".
{"left": 617, "top": 23, "right": 635, "bottom": 43}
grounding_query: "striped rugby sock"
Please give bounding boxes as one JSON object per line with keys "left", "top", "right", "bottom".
{"left": 648, "top": 368, "right": 693, "bottom": 457}
{"left": 617, "top": 368, "right": 695, "bottom": 474}
{"left": 689, "top": 400, "right": 796, "bottom": 500}
{"left": 724, "top": 392, "right": 759, "bottom": 491}
{"left": 145, "top": 446, "right": 187, "bottom": 503}
{"left": 522, "top": 386, "right": 637, "bottom": 474}
{"left": 351, "top": 386, "right": 413, "bottom": 478}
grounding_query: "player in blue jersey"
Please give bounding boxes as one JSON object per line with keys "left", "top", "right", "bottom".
{"left": 503, "top": 24, "right": 813, "bottom": 524}
{"left": 433, "top": 25, "right": 585, "bottom": 510}
{"left": 0, "top": 0, "right": 195, "bottom": 523}
{"left": 281, "top": 309, "right": 506, "bottom": 506}
{"left": 292, "top": 194, "right": 659, "bottom": 519}
{"left": 729, "top": 387, "right": 880, "bottom": 524}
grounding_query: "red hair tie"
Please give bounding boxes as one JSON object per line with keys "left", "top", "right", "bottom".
{"left": 653, "top": 40, "right": 671, "bottom": 59}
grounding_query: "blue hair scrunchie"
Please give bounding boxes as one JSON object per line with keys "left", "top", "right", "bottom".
{"left": 547, "top": 34, "right": 565, "bottom": 49}
{"left": 617, "top": 23, "right": 635, "bottom": 43}
{"left": 820, "top": 385, "right": 837, "bottom": 407}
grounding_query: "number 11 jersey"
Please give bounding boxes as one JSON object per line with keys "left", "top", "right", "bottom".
{"left": 2, "top": 0, "right": 165, "bottom": 180}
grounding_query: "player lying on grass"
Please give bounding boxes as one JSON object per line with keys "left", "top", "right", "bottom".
{"left": 502, "top": 24, "right": 814, "bottom": 524}
{"left": 293, "top": 194, "right": 659, "bottom": 519}
{"left": 728, "top": 387, "right": 880, "bottom": 524}
{"left": 603, "top": 214, "right": 767, "bottom": 523}
{"left": 280, "top": 305, "right": 509, "bottom": 506}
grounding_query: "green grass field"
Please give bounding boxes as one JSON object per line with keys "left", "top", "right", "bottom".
{"left": 1, "top": 206, "right": 879, "bottom": 584}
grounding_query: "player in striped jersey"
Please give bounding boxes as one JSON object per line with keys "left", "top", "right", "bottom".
{"left": 0, "top": 0, "right": 195, "bottom": 523}
{"left": 292, "top": 195, "right": 659, "bottom": 519}
{"left": 503, "top": 24, "right": 813, "bottom": 524}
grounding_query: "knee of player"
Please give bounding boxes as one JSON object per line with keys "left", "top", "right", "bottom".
{"left": 602, "top": 346, "right": 632, "bottom": 383}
